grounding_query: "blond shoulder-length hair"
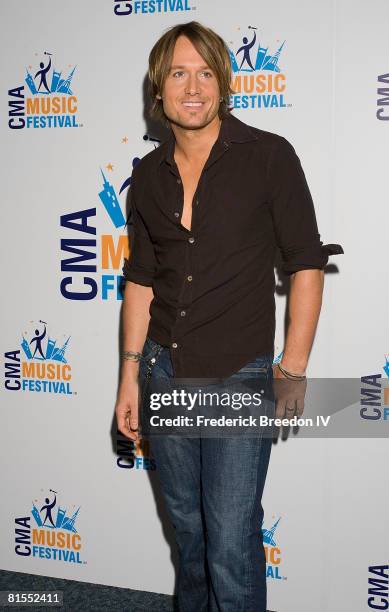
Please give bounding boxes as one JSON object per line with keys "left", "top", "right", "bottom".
{"left": 148, "top": 21, "right": 234, "bottom": 126}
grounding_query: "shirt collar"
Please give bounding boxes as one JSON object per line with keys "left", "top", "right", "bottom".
{"left": 157, "top": 113, "right": 258, "bottom": 167}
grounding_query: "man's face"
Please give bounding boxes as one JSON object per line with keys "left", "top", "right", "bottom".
{"left": 160, "top": 35, "right": 221, "bottom": 130}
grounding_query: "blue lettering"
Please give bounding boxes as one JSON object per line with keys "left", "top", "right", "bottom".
{"left": 8, "top": 86, "right": 25, "bottom": 129}
{"left": 4, "top": 351, "right": 21, "bottom": 390}
{"left": 60, "top": 208, "right": 96, "bottom": 235}
{"left": 61, "top": 277, "right": 98, "bottom": 300}
{"left": 61, "top": 239, "right": 97, "bottom": 272}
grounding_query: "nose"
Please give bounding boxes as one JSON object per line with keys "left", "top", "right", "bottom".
{"left": 185, "top": 72, "right": 200, "bottom": 95}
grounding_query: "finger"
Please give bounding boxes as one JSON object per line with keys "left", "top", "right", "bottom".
{"left": 284, "top": 399, "right": 296, "bottom": 419}
{"left": 275, "top": 398, "right": 286, "bottom": 420}
{"left": 272, "top": 421, "right": 281, "bottom": 443}
{"left": 118, "top": 416, "right": 138, "bottom": 441}
{"left": 117, "top": 413, "right": 129, "bottom": 435}
{"left": 121, "top": 409, "right": 139, "bottom": 440}
{"left": 281, "top": 423, "right": 290, "bottom": 441}
{"left": 129, "top": 406, "right": 138, "bottom": 431}
{"left": 296, "top": 398, "right": 305, "bottom": 417}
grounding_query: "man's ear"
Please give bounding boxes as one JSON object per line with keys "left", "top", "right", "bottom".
{"left": 156, "top": 94, "right": 162, "bottom": 100}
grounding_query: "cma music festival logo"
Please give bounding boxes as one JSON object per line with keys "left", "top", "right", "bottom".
{"left": 113, "top": 0, "right": 193, "bottom": 16}
{"left": 228, "top": 26, "right": 289, "bottom": 111}
{"left": 14, "top": 489, "right": 85, "bottom": 565}
{"left": 360, "top": 355, "right": 389, "bottom": 422}
{"left": 116, "top": 431, "right": 156, "bottom": 471}
{"left": 262, "top": 517, "right": 287, "bottom": 580}
{"left": 4, "top": 320, "right": 74, "bottom": 395}
{"left": 7, "top": 51, "right": 80, "bottom": 130}
{"left": 367, "top": 564, "right": 389, "bottom": 610}
{"left": 59, "top": 134, "right": 159, "bottom": 301}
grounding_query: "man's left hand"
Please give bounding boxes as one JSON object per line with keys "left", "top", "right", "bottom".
{"left": 272, "top": 363, "right": 307, "bottom": 421}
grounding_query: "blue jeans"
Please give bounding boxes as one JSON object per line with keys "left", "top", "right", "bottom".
{"left": 138, "top": 336, "right": 274, "bottom": 612}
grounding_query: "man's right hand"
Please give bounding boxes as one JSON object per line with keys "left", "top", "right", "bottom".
{"left": 115, "top": 375, "right": 141, "bottom": 442}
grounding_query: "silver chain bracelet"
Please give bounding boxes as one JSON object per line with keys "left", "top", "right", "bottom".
{"left": 277, "top": 362, "right": 306, "bottom": 381}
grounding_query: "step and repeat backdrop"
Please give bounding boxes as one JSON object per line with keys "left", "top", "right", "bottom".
{"left": 1, "top": 1, "right": 388, "bottom": 611}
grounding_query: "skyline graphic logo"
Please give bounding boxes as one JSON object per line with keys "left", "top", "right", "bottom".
{"left": 4, "top": 319, "right": 74, "bottom": 395}
{"left": 262, "top": 517, "right": 287, "bottom": 580}
{"left": 227, "top": 26, "right": 289, "bottom": 111}
{"left": 8, "top": 51, "right": 80, "bottom": 129}
{"left": 15, "top": 489, "right": 85, "bottom": 564}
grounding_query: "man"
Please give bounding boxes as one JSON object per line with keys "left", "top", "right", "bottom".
{"left": 115, "top": 21, "right": 343, "bottom": 612}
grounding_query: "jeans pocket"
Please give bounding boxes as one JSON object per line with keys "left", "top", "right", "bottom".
{"left": 141, "top": 337, "right": 165, "bottom": 379}
{"left": 141, "top": 336, "right": 161, "bottom": 363}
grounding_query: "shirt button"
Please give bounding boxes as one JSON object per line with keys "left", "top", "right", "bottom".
{"left": 180, "top": 310, "right": 186, "bottom": 316}
{"left": 172, "top": 342, "right": 178, "bottom": 348}
{"left": 188, "top": 237, "right": 195, "bottom": 244}
{"left": 176, "top": 178, "right": 181, "bottom": 184}
{"left": 187, "top": 275, "right": 193, "bottom": 281}
{"left": 174, "top": 211, "right": 180, "bottom": 217}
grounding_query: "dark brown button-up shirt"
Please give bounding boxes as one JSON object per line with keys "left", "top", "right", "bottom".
{"left": 122, "top": 113, "right": 343, "bottom": 379}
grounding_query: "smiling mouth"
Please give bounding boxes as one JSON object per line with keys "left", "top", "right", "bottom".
{"left": 181, "top": 101, "right": 205, "bottom": 109}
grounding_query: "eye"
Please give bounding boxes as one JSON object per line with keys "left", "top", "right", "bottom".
{"left": 172, "top": 71, "right": 184, "bottom": 77}
{"left": 201, "top": 71, "right": 213, "bottom": 78}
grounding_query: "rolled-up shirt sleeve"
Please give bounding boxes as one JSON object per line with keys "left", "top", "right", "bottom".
{"left": 122, "top": 173, "right": 157, "bottom": 287}
{"left": 267, "top": 137, "right": 344, "bottom": 275}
